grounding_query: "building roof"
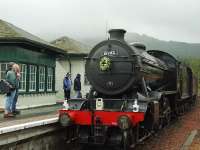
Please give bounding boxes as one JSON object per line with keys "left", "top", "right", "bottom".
{"left": 0, "top": 19, "right": 67, "bottom": 55}
{"left": 51, "top": 36, "right": 91, "bottom": 55}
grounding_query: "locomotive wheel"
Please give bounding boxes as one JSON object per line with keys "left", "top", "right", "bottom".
{"left": 161, "top": 97, "right": 171, "bottom": 127}
{"left": 165, "top": 106, "right": 171, "bottom": 126}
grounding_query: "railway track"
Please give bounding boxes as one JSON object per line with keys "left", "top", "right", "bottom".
{"left": 71, "top": 145, "right": 122, "bottom": 150}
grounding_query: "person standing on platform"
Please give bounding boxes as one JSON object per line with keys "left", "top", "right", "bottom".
{"left": 4, "top": 62, "right": 17, "bottom": 118}
{"left": 74, "top": 73, "right": 82, "bottom": 98}
{"left": 63, "top": 73, "right": 72, "bottom": 100}
{"left": 12, "top": 63, "right": 21, "bottom": 115}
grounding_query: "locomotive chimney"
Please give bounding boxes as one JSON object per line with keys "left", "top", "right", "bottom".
{"left": 108, "top": 29, "right": 126, "bottom": 41}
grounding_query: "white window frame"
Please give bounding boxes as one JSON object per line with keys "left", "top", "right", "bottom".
{"left": 19, "top": 64, "right": 27, "bottom": 92}
{"left": 47, "top": 67, "right": 53, "bottom": 91}
{"left": 39, "top": 66, "right": 45, "bottom": 92}
{"left": 29, "top": 65, "right": 37, "bottom": 92}
{"left": 0, "top": 63, "right": 9, "bottom": 80}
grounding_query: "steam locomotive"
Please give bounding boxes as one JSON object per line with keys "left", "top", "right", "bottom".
{"left": 59, "top": 29, "right": 198, "bottom": 150}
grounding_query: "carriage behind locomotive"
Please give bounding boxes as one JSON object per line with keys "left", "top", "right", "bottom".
{"left": 59, "top": 29, "right": 198, "bottom": 149}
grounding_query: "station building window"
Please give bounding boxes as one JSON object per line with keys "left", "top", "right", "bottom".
{"left": 0, "top": 63, "right": 27, "bottom": 92}
{"left": 0, "top": 63, "right": 9, "bottom": 80}
{"left": 39, "top": 66, "right": 45, "bottom": 92}
{"left": 0, "top": 62, "right": 55, "bottom": 94}
{"left": 29, "top": 65, "right": 37, "bottom": 92}
{"left": 47, "top": 67, "right": 53, "bottom": 91}
{"left": 19, "top": 64, "right": 27, "bottom": 92}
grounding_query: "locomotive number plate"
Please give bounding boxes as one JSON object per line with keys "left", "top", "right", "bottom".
{"left": 103, "top": 50, "right": 118, "bottom": 56}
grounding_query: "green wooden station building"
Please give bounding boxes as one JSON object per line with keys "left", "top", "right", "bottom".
{"left": 0, "top": 19, "right": 67, "bottom": 109}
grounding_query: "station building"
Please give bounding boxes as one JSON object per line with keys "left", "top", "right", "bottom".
{"left": 0, "top": 19, "right": 67, "bottom": 109}
{"left": 51, "top": 36, "right": 91, "bottom": 99}
{"left": 0, "top": 19, "right": 92, "bottom": 110}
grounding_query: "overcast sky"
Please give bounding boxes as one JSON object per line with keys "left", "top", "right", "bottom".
{"left": 0, "top": 0, "right": 199, "bottom": 43}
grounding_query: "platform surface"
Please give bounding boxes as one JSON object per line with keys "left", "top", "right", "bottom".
{"left": 0, "top": 104, "right": 62, "bottom": 130}
{"left": 0, "top": 113, "right": 58, "bottom": 128}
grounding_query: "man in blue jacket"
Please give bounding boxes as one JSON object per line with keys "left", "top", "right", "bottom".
{"left": 63, "top": 73, "right": 72, "bottom": 100}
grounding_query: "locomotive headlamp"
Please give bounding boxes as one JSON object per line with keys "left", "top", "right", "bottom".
{"left": 99, "top": 56, "right": 111, "bottom": 71}
{"left": 96, "top": 98, "right": 104, "bottom": 110}
{"left": 59, "top": 113, "right": 72, "bottom": 127}
{"left": 117, "top": 115, "right": 131, "bottom": 130}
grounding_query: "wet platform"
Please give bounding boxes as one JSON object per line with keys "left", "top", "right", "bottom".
{"left": 0, "top": 104, "right": 62, "bottom": 134}
{"left": 0, "top": 103, "right": 62, "bottom": 120}
{"left": 0, "top": 113, "right": 58, "bottom": 132}
{"left": 0, "top": 106, "right": 63, "bottom": 149}
{"left": 0, "top": 114, "right": 64, "bottom": 150}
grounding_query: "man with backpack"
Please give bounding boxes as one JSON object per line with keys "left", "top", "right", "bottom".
{"left": 4, "top": 62, "right": 17, "bottom": 118}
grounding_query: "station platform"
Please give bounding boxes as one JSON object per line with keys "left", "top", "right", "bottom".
{"left": 0, "top": 103, "right": 62, "bottom": 134}
{"left": 0, "top": 112, "right": 65, "bottom": 150}
{"left": 0, "top": 103, "right": 62, "bottom": 119}
{"left": 0, "top": 104, "right": 65, "bottom": 150}
{"left": 0, "top": 113, "right": 58, "bottom": 130}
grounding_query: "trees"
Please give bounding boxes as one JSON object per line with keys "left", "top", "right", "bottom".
{"left": 181, "top": 58, "right": 200, "bottom": 89}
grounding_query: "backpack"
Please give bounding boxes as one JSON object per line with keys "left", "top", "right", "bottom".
{"left": 0, "top": 80, "right": 14, "bottom": 94}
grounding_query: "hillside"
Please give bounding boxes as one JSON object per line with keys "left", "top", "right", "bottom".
{"left": 51, "top": 36, "right": 91, "bottom": 54}
{"left": 78, "top": 32, "right": 200, "bottom": 59}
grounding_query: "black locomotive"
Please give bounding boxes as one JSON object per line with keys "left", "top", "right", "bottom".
{"left": 59, "top": 29, "right": 198, "bottom": 150}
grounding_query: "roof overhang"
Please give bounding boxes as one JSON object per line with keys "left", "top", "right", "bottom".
{"left": 0, "top": 37, "right": 68, "bottom": 57}
{"left": 68, "top": 53, "right": 88, "bottom": 57}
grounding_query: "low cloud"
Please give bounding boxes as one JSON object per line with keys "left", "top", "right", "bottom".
{"left": 0, "top": 0, "right": 199, "bottom": 43}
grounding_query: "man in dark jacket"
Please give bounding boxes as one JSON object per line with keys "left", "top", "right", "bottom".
{"left": 63, "top": 73, "right": 72, "bottom": 100}
{"left": 74, "top": 74, "right": 82, "bottom": 98}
